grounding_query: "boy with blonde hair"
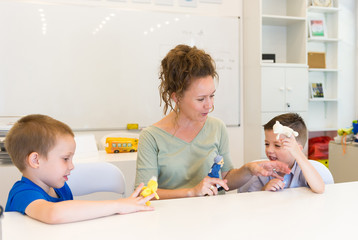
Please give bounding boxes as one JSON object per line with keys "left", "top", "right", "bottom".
{"left": 5, "top": 114, "right": 154, "bottom": 224}
{"left": 239, "top": 113, "right": 333, "bottom": 193}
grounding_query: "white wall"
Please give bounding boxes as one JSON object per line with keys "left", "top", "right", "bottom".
{"left": 338, "top": 0, "right": 356, "bottom": 127}
{"left": 61, "top": 0, "right": 246, "bottom": 168}
{"left": 36, "top": 0, "right": 241, "bottom": 16}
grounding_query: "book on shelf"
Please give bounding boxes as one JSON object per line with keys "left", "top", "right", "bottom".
{"left": 311, "top": 82, "right": 324, "bottom": 98}
{"left": 310, "top": 0, "right": 333, "bottom": 7}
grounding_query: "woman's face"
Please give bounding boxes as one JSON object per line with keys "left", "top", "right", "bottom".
{"left": 176, "top": 75, "right": 216, "bottom": 123}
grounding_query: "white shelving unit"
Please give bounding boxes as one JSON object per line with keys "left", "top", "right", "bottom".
{"left": 243, "top": 0, "right": 308, "bottom": 160}
{"left": 261, "top": 0, "right": 306, "bottom": 64}
{"left": 243, "top": 0, "right": 355, "bottom": 162}
{"left": 306, "top": 1, "right": 340, "bottom": 132}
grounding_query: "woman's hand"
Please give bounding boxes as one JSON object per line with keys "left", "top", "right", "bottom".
{"left": 188, "top": 176, "right": 229, "bottom": 197}
{"left": 246, "top": 161, "right": 290, "bottom": 180}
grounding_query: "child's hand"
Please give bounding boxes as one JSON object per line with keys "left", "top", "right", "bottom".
{"left": 279, "top": 135, "right": 302, "bottom": 159}
{"left": 263, "top": 178, "right": 285, "bottom": 191}
{"left": 116, "top": 183, "right": 155, "bottom": 214}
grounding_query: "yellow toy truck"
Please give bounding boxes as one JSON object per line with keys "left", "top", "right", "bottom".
{"left": 105, "top": 137, "right": 138, "bottom": 153}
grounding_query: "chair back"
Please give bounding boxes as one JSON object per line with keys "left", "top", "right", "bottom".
{"left": 67, "top": 162, "right": 126, "bottom": 197}
{"left": 309, "top": 160, "right": 334, "bottom": 184}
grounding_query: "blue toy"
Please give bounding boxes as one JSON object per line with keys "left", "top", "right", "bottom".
{"left": 208, "top": 155, "right": 224, "bottom": 190}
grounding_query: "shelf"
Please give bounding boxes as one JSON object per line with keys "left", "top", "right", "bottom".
{"left": 309, "top": 68, "right": 339, "bottom": 72}
{"left": 262, "top": 15, "right": 305, "bottom": 26}
{"left": 308, "top": 38, "right": 339, "bottom": 43}
{"left": 308, "top": 128, "right": 338, "bottom": 132}
{"left": 309, "top": 98, "right": 338, "bottom": 102}
{"left": 307, "top": 6, "right": 339, "bottom": 14}
{"left": 261, "top": 63, "right": 307, "bottom": 68}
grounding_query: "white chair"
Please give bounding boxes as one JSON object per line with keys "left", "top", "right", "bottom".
{"left": 67, "top": 162, "right": 126, "bottom": 197}
{"left": 309, "top": 160, "right": 334, "bottom": 184}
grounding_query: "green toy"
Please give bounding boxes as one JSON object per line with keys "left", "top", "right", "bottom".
{"left": 337, "top": 127, "right": 353, "bottom": 136}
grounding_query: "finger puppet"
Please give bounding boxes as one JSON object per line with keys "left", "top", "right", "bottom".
{"left": 208, "top": 155, "right": 224, "bottom": 190}
{"left": 140, "top": 176, "right": 160, "bottom": 206}
{"left": 208, "top": 155, "right": 224, "bottom": 178}
{"left": 273, "top": 121, "right": 299, "bottom": 140}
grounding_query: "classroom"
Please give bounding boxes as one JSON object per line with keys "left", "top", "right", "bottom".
{"left": 0, "top": 0, "right": 357, "bottom": 239}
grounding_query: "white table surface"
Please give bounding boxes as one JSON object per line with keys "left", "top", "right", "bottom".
{"left": 2, "top": 181, "right": 358, "bottom": 240}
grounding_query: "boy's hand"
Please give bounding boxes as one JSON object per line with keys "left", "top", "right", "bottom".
{"left": 263, "top": 178, "right": 285, "bottom": 191}
{"left": 279, "top": 135, "right": 302, "bottom": 159}
{"left": 247, "top": 161, "right": 290, "bottom": 180}
{"left": 116, "top": 183, "right": 155, "bottom": 214}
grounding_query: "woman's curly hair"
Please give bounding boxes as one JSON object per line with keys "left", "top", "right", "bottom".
{"left": 158, "top": 44, "right": 218, "bottom": 115}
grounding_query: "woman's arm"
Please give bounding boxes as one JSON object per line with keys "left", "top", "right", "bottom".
{"left": 135, "top": 129, "right": 160, "bottom": 188}
{"left": 224, "top": 161, "right": 291, "bottom": 190}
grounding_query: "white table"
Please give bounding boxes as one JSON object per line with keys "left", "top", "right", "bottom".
{"left": 2, "top": 182, "right": 358, "bottom": 240}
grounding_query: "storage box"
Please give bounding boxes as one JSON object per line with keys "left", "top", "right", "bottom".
{"left": 308, "top": 52, "right": 326, "bottom": 68}
{"left": 262, "top": 53, "right": 275, "bottom": 63}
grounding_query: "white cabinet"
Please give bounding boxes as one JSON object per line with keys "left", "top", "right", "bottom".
{"left": 262, "top": 66, "right": 308, "bottom": 112}
{"left": 260, "top": 65, "right": 308, "bottom": 158}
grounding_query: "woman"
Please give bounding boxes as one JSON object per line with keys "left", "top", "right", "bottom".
{"left": 135, "top": 44, "right": 290, "bottom": 199}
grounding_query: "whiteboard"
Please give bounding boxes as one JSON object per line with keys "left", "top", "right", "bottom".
{"left": 0, "top": 1, "right": 240, "bottom": 130}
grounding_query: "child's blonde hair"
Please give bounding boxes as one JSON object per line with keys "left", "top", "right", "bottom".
{"left": 5, "top": 114, "right": 74, "bottom": 171}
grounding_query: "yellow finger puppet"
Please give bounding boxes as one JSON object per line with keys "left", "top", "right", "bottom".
{"left": 140, "top": 176, "right": 160, "bottom": 206}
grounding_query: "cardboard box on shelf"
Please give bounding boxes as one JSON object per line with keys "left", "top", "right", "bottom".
{"left": 308, "top": 52, "right": 326, "bottom": 68}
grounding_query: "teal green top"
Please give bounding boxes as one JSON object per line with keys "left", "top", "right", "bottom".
{"left": 135, "top": 117, "right": 234, "bottom": 189}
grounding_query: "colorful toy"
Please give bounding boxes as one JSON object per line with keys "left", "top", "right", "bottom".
{"left": 353, "top": 120, "right": 358, "bottom": 135}
{"left": 126, "top": 123, "right": 139, "bottom": 130}
{"left": 208, "top": 155, "right": 224, "bottom": 178}
{"left": 208, "top": 155, "right": 224, "bottom": 191}
{"left": 337, "top": 127, "right": 353, "bottom": 136}
{"left": 273, "top": 121, "right": 299, "bottom": 140}
{"left": 335, "top": 127, "right": 355, "bottom": 154}
{"left": 105, "top": 137, "right": 138, "bottom": 153}
{"left": 140, "top": 176, "right": 160, "bottom": 206}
